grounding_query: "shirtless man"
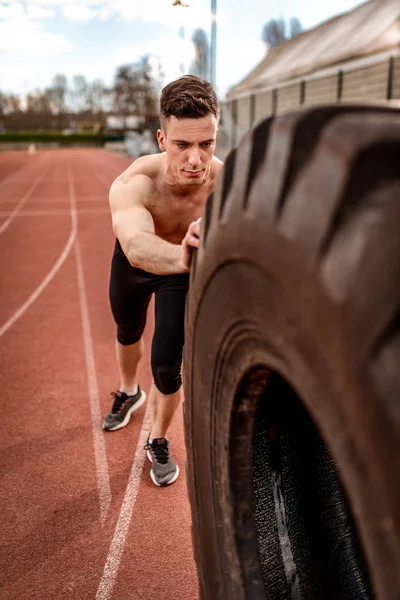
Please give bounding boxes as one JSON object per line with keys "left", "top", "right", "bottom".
{"left": 102, "top": 75, "right": 223, "bottom": 487}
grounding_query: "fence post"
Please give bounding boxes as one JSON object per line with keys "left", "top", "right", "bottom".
{"left": 250, "top": 94, "right": 256, "bottom": 130}
{"left": 272, "top": 89, "right": 278, "bottom": 115}
{"left": 387, "top": 56, "right": 394, "bottom": 100}
{"left": 231, "top": 99, "right": 238, "bottom": 149}
{"left": 337, "top": 70, "right": 343, "bottom": 101}
{"left": 300, "top": 80, "right": 306, "bottom": 106}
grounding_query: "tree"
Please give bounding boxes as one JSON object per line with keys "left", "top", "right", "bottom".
{"left": 26, "top": 89, "right": 52, "bottom": 113}
{"left": 261, "top": 17, "right": 303, "bottom": 51}
{"left": 113, "top": 65, "right": 140, "bottom": 118}
{"left": 72, "top": 75, "right": 89, "bottom": 112}
{"left": 48, "top": 73, "right": 68, "bottom": 114}
{"left": 0, "top": 91, "right": 7, "bottom": 115}
{"left": 289, "top": 17, "right": 303, "bottom": 37}
{"left": 112, "top": 55, "right": 162, "bottom": 128}
{"left": 88, "top": 79, "right": 109, "bottom": 113}
{"left": 261, "top": 18, "right": 286, "bottom": 50}
{"left": 8, "top": 95, "right": 21, "bottom": 112}
{"left": 190, "top": 28, "right": 209, "bottom": 80}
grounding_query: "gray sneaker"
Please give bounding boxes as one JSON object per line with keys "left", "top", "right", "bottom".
{"left": 102, "top": 388, "right": 146, "bottom": 431}
{"left": 144, "top": 438, "right": 180, "bottom": 486}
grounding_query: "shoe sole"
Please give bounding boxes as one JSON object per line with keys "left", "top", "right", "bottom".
{"left": 147, "top": 448, "right": 180, "bottom": 486}
{"left": 102, "top": 391, "right": 147, "bottom": 431}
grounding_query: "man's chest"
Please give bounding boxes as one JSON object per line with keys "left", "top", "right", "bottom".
{"left": 150, "top": 191, "right": 209, "bottom": 242}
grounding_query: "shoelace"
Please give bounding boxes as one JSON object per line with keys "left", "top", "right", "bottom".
{"left": 110, "top": 391, "right": 128, "bottom": 413}
{"left": 144, "top": 439, "right": 169, "bottom": 464}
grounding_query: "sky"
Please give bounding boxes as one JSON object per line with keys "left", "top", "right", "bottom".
{"left": 0, "top": 0, "right": 364, "bottom": 102}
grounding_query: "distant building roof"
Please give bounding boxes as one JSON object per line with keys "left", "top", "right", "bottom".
{"left": 226, "top": 0, "right": 400, "bottom": 99}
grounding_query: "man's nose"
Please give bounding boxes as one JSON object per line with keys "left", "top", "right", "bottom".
{"left": 188, "top": 149, "right": 201, "bottom": 168}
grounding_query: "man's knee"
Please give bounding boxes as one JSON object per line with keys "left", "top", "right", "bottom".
{"left": 152, "top": 363, "right": 182, "bottom": 395}
{"left": 117, "top": 326, "right": 142, "bottom": 346}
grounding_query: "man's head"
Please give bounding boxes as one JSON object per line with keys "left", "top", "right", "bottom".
{"left": 157, "top": 75, "right": 219, "bottom": 186}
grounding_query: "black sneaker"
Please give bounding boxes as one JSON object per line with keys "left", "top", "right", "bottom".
{"left": 144, "top": 438, "right": 180, "bottom": 486}
{"left": 102, "top": 387, "right": 146, "bottom": 431}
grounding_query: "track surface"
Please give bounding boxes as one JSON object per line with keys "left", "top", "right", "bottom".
{"left": 0, "top": 149, "right": 199, "bottom": 600}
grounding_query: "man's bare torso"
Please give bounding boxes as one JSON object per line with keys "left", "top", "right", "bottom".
{"left": 116, "top": 153, "right": 223, "bottom": 245}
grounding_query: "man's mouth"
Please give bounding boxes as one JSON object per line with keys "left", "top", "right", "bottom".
{"left": 183, "top": 170, "right": 203, "bottom": 176}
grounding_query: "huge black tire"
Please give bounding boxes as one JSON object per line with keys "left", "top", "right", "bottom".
{"left": 183, "top": 105, "right": 400, "bottom": 600}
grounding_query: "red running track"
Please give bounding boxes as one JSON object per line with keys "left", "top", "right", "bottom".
{"left": 0, "top": 149, "right": 199, "bottom": 600}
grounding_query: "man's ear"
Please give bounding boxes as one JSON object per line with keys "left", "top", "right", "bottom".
{"left": 157, "top": 128, "right": 166, "bottom": 152}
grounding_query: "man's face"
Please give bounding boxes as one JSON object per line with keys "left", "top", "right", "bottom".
{"left": 157, "top": 114, "right": 218, "bottom": 185}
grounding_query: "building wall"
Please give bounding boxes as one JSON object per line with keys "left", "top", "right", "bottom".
{"left": 342, "top": 61, "right": 389, "bottom": 101}
{"left": 390, "top": 55, "right": 400, "bottom": 99}
{"left": 236, "top": 95, "right": 252, "bottom": 141}
{"left": 255, "top": 90, "right": 273, "bottom": 122}
{"left": 276, "top": 83, "right": 301, "bottom": 114}
{"left": 304, "top": 76, "right": 338, "bottom": 106}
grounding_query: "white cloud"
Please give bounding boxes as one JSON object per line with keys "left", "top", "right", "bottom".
{"left": 28, "top": 0, "right": 107, "bottom": 5}
{"left": 25, "top": 0, "right": 80, "bottom": 6}
{"left": 0, "top": 63, "right": 33, "bottom": 90}
{"left": 26, "top": 4, "right": 56, "bottom": 19}
{"left": 0, "top": 10, "right": 73, "bottom": 56}
{"left": 111, "top": 0, "right": 210, "bottom": 27}
{"left": 0, "top": 2, "right": 25, "bottom": 20}
{"left": 111, "top": 37, "right": 196, "bottom": 82}
{"left": 223, "top": 37, "right": 265, "bottom": 64}
{"left": 62, "top": 3, "right": 97, "bottom": 21}
{"left": 97, "top": 5, "right": 114, "bottom": 21}
{"left": 3, "top": 0, "right": 210, "bottom": 26}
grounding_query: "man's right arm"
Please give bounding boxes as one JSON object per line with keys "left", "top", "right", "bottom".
{"left": 109, "top": 174, "right": 188, "bottom": 275}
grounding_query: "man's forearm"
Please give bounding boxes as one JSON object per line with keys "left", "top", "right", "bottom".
{"left": 123, "top": 231, "right": 188, "bottom": 275}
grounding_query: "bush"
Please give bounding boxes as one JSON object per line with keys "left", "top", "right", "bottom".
{"left": 0, "top": 132, "right": 124, "bottom": 145}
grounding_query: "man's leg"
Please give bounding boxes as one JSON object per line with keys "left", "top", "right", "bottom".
{"left": 103, "top": 337, "right": 146, "bottom": 431}
{"left": 105, "top": 246, "right": 152, "bottom": 431}
{"left": 116, "top": 337, "right": 144, "bottom": 393}
{"left": 145, "top": 273, "right": 189, "bottom": 486}
{"left": 150, "top": 275, "right": 188, "bottom": 436}
{"left": 149, "top": 382, "right": 181, "bottom": 440}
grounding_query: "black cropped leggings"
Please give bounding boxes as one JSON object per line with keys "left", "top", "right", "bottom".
{"left": 109, "top": 240, "right": 189, "bottom": 395}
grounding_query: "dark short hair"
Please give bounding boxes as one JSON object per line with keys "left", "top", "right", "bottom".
{"left": 160, "top": 75, "right": 219, "bottom": 127}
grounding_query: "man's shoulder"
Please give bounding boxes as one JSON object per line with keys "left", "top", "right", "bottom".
{"left": 110, "top": 156, "right": 162, "bottom": 207}
{"left": 122, "top": 153, "right": 163, "bottom": 182}
{"left": 113, "top": 153, "right": 164, "bottom": 196}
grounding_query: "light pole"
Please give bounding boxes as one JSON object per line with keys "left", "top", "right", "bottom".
{"left": 210, "top": 0, "right": 217, "bottom": 89}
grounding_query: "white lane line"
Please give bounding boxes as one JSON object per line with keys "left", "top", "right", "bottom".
{"left": 95, "top": 404, "right": 152, "bottom": 600}
{"left": 0, "top": 168, "right": 50, "bottom": 235}
{"left": 72, "top": 166, "right": 111, "bottom": 524}
{"left": 0, "top": 208, "right": 110, "bottom": 217}
{"left": 0, "top": 160, "right": 112, "bottom": 524}
{"left": 0, "top": 156, "right": 43, "bottom": 194}
{"left": 0, "top": 175, "right": 77, "bottom": 340}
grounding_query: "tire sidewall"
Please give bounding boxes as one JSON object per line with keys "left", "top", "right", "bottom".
{"left": 185, "top": 245, "right": 399, "bottom": 598}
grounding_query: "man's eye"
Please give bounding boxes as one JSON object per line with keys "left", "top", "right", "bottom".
{"left": 178, "top": 143, "right": 188, "bottom": 148}
{"left": 201, "top": 142, "right": 212, "bottom": 147}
